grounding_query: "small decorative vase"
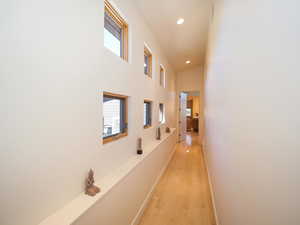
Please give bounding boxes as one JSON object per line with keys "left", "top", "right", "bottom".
{"left": 156, "top": 127, "right": 161, "bottom": 140}
{"left": 137, "top": 137, "right": 143, "bottom": 155}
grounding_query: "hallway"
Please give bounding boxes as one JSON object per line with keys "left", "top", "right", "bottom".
{"left": 138, "top": 133, "right": 216, "bottom": 225}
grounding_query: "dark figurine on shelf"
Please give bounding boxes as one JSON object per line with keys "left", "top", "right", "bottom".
{"left": 85, "top": 169, "right": 100, "bottom": 197}
{"left": 166, "top": 127, "right": 171, "bottom": 133}
{"left": 156, "top": 127, "right": 161, "bottom": 140}
{"left": 137, "top": 137, "right": 143, "bottom": 155}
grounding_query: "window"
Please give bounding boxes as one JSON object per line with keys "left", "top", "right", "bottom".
{"left": 186, "top": 108, "right": 192, "bottom": 117}
{"left": 159, "top": 103, "right": 165, "bottom": 124}
{"left": 103, "top": 92, "right": 128, "bottom": 143}
{"left": 104, "top": 0, "right": 128, "bottom": 61}
{"left": 144, "top": 100, "right": 152, "bottom": 128}
{"left": 144, "top": 45, "right": 152, "bottom": 77}
{"left": 159, "top": 65, "right": 165, "bottom": 87}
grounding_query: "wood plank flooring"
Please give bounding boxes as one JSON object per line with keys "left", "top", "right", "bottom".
{"left": 138, "top": 133, "right": 216, "bottom": 225}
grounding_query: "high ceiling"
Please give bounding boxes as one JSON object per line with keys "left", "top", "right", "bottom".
{"left": 134, "top": 0, "right": 212, "bottom": 72}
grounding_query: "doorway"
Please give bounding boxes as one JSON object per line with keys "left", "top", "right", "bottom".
{"left": 179, "top": 91, "right": 200, "bottom": 142}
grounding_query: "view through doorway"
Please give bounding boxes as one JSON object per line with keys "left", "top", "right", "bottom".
{"left": 179, "top": 91, "right": 200, "bottom": 142}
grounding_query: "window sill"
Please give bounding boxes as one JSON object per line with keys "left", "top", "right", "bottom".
{"left": 103, "top": 132, "right": 128, "bottom": 144}
{"left": 38, "top": 128, "right": 176, "bottom": 225}
{"left": 144, "top": 125, "right": 152, "bottom": 129}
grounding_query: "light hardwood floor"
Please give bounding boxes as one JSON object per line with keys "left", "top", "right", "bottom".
{"left": 138, "top": 133, "right": 216, "bottom": 225}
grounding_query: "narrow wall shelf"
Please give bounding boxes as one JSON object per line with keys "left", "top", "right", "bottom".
{"left": 38, "top": 128, "right": 176, "bottom": 225}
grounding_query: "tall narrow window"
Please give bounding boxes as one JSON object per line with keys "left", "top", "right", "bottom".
{"left": 159, "top": 103, "right": 165, "bottom": 124}
{"left": 104, "top": 0, "right": 128, "bottom": 61}
{"left": 186, "top": 108, "right": 192, "bottom": 117}
{"left": 144, "top": 100, "right": 152, "bottom": 128}
{"left": 144, "top": 45, "right": 152, "bottom": 77}
{"left": 103, "top": 92, "right": 128, "bottom": 143}
{"left": 160, "top": 65, "right": 165, "bottom": 87}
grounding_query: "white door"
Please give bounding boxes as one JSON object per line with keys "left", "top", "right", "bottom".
{"left": 179, "top": 92, "right": 187, "bottom": 142}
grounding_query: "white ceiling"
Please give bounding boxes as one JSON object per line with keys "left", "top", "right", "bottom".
{"left": 134, "top": 0, "right": 212, "bottom": 72}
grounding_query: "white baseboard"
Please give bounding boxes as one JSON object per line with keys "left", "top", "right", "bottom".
{"left": 202, "top": 143, "right": 220, "bottom": 225}
{"left": 130, "top": 144, "right": 177, "bottom": 225}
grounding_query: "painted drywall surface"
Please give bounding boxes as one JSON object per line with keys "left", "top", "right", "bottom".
{"left": 0, "top": 0, "right": 177, "bottom": 224}
{"left": 134, "top": 0, "right": 211, "bottom": 72}
{"left": 177, "top": 66, "right": 202, "bottom": 93}
{"left": 204, "top": 1, "right": 300, "bottom": 225}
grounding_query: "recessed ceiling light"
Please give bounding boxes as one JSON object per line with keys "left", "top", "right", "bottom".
{"left": 177, "top": 18, "right": 184, "bottom": 25}
{"left": 186, "top": 60, "right": 191, "bottom": 64}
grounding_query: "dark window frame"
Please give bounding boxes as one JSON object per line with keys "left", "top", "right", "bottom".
{"left": 144, "top": 46, "right": 152, "bottom": 77}
{"left": 103, "top": 92, "right": 128, "bottom": 144}
{"left": 159, "top": 103, "right": 165, "bottom": 124}
{"left": 144, "top": 100, "right": 152, "bottom": 128}
{"left": 104, "top": 0, "right": 128, "bottom": 61}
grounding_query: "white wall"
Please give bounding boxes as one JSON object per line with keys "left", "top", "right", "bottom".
{"left": 0, "top": 0, "right": 177, "bottom": 224}
{"left": 177, "top": 66, "right": 202, "bottom": 93}
{"left": 204, "top": 0, "right": 300, "bottom": 225}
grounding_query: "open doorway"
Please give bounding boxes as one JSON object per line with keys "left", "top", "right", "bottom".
{"left": 186, "top": 91, "right": 200, "bottom": 134}
{"left": 179, "top": 91, "right": 200, "bottom": 142}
